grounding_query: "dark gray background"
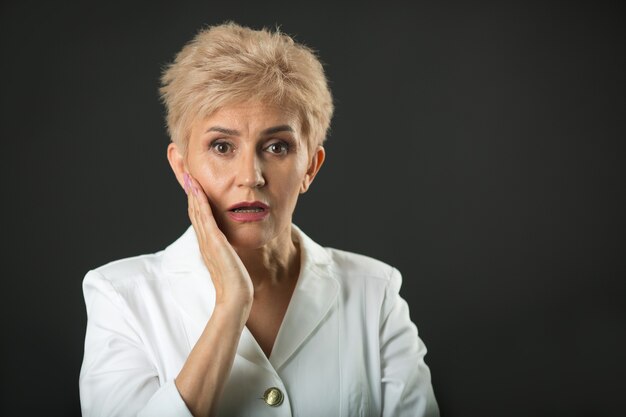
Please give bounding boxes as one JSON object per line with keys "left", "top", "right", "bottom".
{"left": 2, "top": 1, "right": 624, "bottom": 416}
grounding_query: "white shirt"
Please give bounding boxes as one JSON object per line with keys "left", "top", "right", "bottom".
{"left": 79, "top": 225, "right": 439, "bottom": 416}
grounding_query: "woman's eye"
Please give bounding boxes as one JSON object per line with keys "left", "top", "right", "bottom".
{"left": 266, "top": 142, "right": 289, "bottom": 155}
{"left": 211, "top": 141, "right": 232, "bottom": 154}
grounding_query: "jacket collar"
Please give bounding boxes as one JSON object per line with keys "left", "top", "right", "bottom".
{"left": 161, "top": 226, "right": 208, "bottom": 274}
{"left": 162, "top": 224, "right": 338, "bottom": 371}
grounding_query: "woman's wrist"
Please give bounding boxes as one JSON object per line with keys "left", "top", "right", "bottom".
{"left": 212, "top": 298, "right": 252, "bottom": 330}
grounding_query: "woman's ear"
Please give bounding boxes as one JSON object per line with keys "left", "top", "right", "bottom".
{"left": 300, "top": 146, "right": 326, "bottom": 193}
{"left": 167, "top": 142, "right": 187, "bottom": 191}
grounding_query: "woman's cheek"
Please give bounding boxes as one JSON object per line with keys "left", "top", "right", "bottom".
{"left": 197, "top": 163, "right": 225, "bottom": 189}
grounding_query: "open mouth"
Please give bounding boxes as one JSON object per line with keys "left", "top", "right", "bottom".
{"left": 226, "top": 201, "right": 270, "bottom": 222}
{"left": 230, "top": 207, "right": 265, "bottom": 213}
{"left": 227, "top": 201, "right": 270, "bottom": 213}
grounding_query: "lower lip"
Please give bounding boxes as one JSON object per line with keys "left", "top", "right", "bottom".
{"left": 226, "top": 209, "right": 269, "bottom": 222}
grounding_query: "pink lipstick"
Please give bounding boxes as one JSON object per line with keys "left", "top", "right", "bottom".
{"left": 226, "top": 201, "right": 269, "bottom": 222}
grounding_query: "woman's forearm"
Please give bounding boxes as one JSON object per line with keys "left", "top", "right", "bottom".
{"left": 174, "top": 301, "right": 252, "bottom": 417}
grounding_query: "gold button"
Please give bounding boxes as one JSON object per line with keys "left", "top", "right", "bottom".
{"left": 263, "top": 387, "right": 284, "bottom": 407}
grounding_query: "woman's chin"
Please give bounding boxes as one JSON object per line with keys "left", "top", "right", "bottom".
{"left": 224, "top": 224, "right": 274, "bottom": 250}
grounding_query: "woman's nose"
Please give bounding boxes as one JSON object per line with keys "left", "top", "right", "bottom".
{"left": 236, "top": 151, "right": 266, "bottom": 188}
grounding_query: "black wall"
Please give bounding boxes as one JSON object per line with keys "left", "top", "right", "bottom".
{"left": 2, "top": 1, "right": 624, "bottom": 416}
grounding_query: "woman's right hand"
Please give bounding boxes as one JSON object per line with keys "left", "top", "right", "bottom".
{"left": 184, "top": 172, "right": 254, "bottom": 312}
{"left": 175, "top": 173, "right": 253, "bottom": 416}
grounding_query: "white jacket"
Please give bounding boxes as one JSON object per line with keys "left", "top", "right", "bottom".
{"left": 79, "top": 225, "right": 439, "bottom": 417}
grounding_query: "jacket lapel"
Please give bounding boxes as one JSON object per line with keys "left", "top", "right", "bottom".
{"left": 269, "top": 226, "right": 339, "bottom": 371}
{"left": 162, "top": 227, "right": 215, "bottom": 348}
{"left": 237, "top": 327, "right": 275, "bottom": 372}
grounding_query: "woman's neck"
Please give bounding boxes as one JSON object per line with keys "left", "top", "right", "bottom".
{"left": 234, "top": 228, "right": 301, "bottom": 294}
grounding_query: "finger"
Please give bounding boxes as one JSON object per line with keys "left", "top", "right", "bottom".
{"left": 186, "top": 174, "right": 225, "bottom": 245}
{"left": 188, "top": 175, "right": 214, "bottom": 220}
{"left": 185, "top": 173, "right": 205, "bottom": 242}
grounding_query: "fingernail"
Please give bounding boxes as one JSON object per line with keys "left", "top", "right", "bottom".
{"left": 183, "top": 173, "right": 190, "bottom": 194}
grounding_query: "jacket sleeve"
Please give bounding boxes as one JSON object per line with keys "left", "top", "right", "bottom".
{"left": 379, "top": 268, "right": 440, "bottom": 417}
{"left": 79, "top": 270, "right": 193, "bottom": 417}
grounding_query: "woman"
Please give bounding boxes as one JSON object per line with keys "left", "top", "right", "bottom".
{"left": 79, "top": 22, "right": 439, "bottom": 417}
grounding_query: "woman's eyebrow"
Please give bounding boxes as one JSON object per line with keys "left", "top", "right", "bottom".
{"left": 205, "top": 125, "right": 294, "bottom": 136}
{"left": 261, "top": 125, "right": 294, "bottom": 135}
{"left": 206, "top": 126, "right": 239, "bottom": 135}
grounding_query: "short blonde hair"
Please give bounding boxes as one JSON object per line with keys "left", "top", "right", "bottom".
{"left": 160, "top": 22, "right": 334, "bottom": 153}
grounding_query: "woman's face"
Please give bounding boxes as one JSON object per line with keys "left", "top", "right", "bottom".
{"left": 169, "top": 102, "right": 324, "bottom": 249}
